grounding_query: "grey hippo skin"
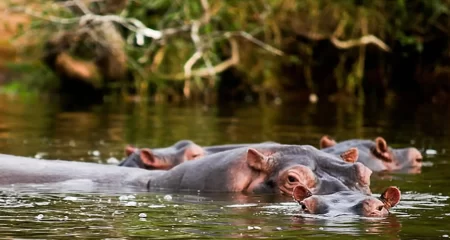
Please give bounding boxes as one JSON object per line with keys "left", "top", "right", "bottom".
{"left": 118, "top": 140, "right": 205, "bottom": 170}
{"left": 292, "top": 185, "right": 401, "bottom": 217}
{"left": 319, "top": 135, "right": 423, "bottom": 172}
{"left": 0, "top": 144, "right": 371, "bottom": 197}
{"left": 118, "top": 140, "right": 279, "bottom": 170}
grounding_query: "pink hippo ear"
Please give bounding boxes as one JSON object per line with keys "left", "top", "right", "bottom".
{"left": 184, "top": 144, "right": 205, "bottom": 160}
{"left": 140, "top": 148, "right": 171, "bottom": 169}
{"left": 292, "top": 185, "right": 313, "bottom": 202}
{"left": 319, "top": 135, "right": 337, "bottom": 149}
{"left": 340, "top": 148, "right": 359, "bottom": 163}
{"left": 375, "top": 137, "right": 388, "bottom": 153}
{"left": 125, "top": 145, "right": 138, "bottom": 157}
{"left": 380, "top": 186, "right": 401, "bottom": 209}
{"left": 246, "top": 148, "right": 273, "bottom": 172}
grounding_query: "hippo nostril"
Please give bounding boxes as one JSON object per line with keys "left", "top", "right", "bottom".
{"left": 300, "top": 203, "right": 308, "bottom": 211}
{"left": 377, "top": 205, "right": 384, "bottom": 211}
{"left": 416, "top": 158, "right": 423, "bottom": 163}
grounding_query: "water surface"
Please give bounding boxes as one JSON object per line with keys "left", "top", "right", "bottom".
{"left": 0, "top": 95, "right": 449, "bottom": 239}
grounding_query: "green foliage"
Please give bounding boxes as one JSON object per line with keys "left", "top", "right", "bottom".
{"left": 2, "top": 62, "right": 60, "bottom": 96}
{"left": 4, "top": 0, "right": 450, "bottom": 101}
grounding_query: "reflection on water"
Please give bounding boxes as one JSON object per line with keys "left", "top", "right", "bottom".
{"left": 0, "top": 94, "right": 450, "bottom": 238}
{"left": 1, "top": 184, "right": 448, "bottom": 239}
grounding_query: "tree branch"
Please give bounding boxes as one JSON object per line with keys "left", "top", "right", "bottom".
{"left": 184, "top": 50, "right": 203, "bottom": 78}
{"left": 73, "top": 0, "right": 92, "bottom": 15}
{"left": 231, "top": 31, "right": 284, "bottom": 56}
{"left": 157, "top": 38, "right": 239, "bottom": 81}
{"left": 330, "top": 35, "right": 391, "bottom": 52}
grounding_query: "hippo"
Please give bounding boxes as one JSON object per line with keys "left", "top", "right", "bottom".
{"left": 119, "top": 140, "right": 205, "bottom": 170}
{"left": 0, "top": 144, "right": 371, "bottom": 196}
{"left": 119, "top": 140, "right": 279, "bottom": 170}
{"left": 292, "top": 185, "right": 401, "bottom": 217}
{"left": 319, "top": 136, "right": 423, "bottom": 172}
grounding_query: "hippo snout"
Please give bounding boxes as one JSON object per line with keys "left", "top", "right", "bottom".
{"left": 408, "top": 148, "right": 423, "bottom": 168}
{"left": 300, "top": 196, "right": 329, "bottom": 214}
{"left": 300, "top": 197, "right": 316, "bottom": 214}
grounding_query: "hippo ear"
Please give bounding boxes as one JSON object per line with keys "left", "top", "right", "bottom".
{"left": 319, "top": 135, "right": 336, "bottom": 149}
{"left": 125, "top": 145, "right": 137, "bottom": 157}
{"left": 375, "top": 137, "right": 388, "bottom": 153}
{"left": 184, "top": 144, "right": 205, "bottom": 160}
{"left": 380, "top": 186, "right": 401, "bottom": 209}
{"left": 292, "top": 185, "right": 313, "bottom": 202}
{"left": 340, "top": 148, "right": 359, "bottom": 163}
{"left": 246, "top": 148, "right": 272, "bottom": 172}
{"left": 140, "top": 148, "right": 170, "bottom": 169}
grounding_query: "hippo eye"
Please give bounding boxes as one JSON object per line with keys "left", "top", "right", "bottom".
{"left": 377, "top": 205, "right": 384, "bottom": 211}
{"left": 288, "top": 176, "right": 298, "bottom": 183}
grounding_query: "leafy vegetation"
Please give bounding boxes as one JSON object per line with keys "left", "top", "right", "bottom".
{"left": 3, "top": 0, "right": 450, "bottom": 103}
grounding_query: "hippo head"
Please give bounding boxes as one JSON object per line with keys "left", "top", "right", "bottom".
{"left": 293, "top": 185, "right": 401, "bottom": 217}
{"left": 320, "top": 136, "right": 423, "bottom": 172}
{"left": 119, "top": 140, "right": 205, "bottom": 170}
{"left": 237, "top": 145, "right": 372, "bottom": 196}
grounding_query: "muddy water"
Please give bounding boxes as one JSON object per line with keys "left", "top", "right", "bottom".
{"left": 0, "top": 95, "right": 449, "bottom": 239}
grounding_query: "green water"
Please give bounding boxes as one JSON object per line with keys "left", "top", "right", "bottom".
{"left": 0, "top": 95, "right": 449, "bottom": 239}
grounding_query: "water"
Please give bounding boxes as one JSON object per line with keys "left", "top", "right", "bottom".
{"left": 0, "top": 94, "right": 450, "bottom": 239}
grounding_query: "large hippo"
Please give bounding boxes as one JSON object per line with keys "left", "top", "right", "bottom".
{"left": 319, "top": 136, "right": 423, "bottom": 172}
{"left": 0, "top": 144, "right": 371, "bottom": 196}
{"left": 292, "top": 185, "right": 401, "bottom": 217}
{"left": 119, "top": 140, "right": 279, "bottom": 170}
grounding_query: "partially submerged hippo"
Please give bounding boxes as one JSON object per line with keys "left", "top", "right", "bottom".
{"left": 119, "top": 140, "right": 278, "bottom": 170}
{"left": 292, "top": 185, "right": 401, "bottom": 217}
{"left": 319, "top": 136, "right": 423, "bottom": 172}
{"left": 0, "top": 144, "right": 371, "bottom": 196}
{"left": 119, "top": 140, "right": 205, "bottom": 170}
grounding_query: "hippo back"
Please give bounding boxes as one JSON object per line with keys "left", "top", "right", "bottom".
{"left": 0, "top": 154, "right": 161, "bottom": 187}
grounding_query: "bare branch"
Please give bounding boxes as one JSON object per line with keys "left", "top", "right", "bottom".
{"left": 10, "top": 6, "right": 163, "bottom": 40}
{"left": 190, "top": 21, "right": 201, "bottom": 48}
{"left": 200, "top": 0, "right": 211, "bottom": 23}
{"left": 11, "top": 0, "right": 282, "bottom": 85}
{"left": 78, "top": 14, "right": 163, "bottom": 39}
{"left": 230, "top": 31, "right": 284, "bottom": 56}
{"left": 184, "top": 51, "right": 203, "bottom": 78}
{"left": 183, "top": 0, "right": 211, "bottom": 98}
{"left": 329, "top": 14, "right": 390, "bottom": 52}
{"left": 202, "top": 53, "right": 215, "bottom": 77}
{"left": 330, "top": 35, "right": 391, "bottom": 52}
{"left": 161, "top": 25, "right": 190, "bottom": 36}
{"left": 190, "top": 38, "right": 240, "bottom": 77}
{"left": 73, "top": 0, "right": 92, "bottom": 15}
{"left": 159, "top": 38, "right": 239, "bottom": 80}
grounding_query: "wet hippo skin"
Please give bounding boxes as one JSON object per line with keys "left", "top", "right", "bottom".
{"left": 0, "top": 153, "right": 162, "bottom": 187}
{"left": 119, "top": 140, "right": 279, "bottom": 170}
{"left": 143, "top": 144, "right": 372, "bottom": 196}
{"left": 119, "top": 140, "right": 206, "bottom": 170}
{"left": 292, "top": 185, "right": 401, "bottom": 217}
{"left": 319, "top": 136, "right": 423, "bottom": 172}
{"left": 0, "top": 144, "right": 371, "bottom": 196}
